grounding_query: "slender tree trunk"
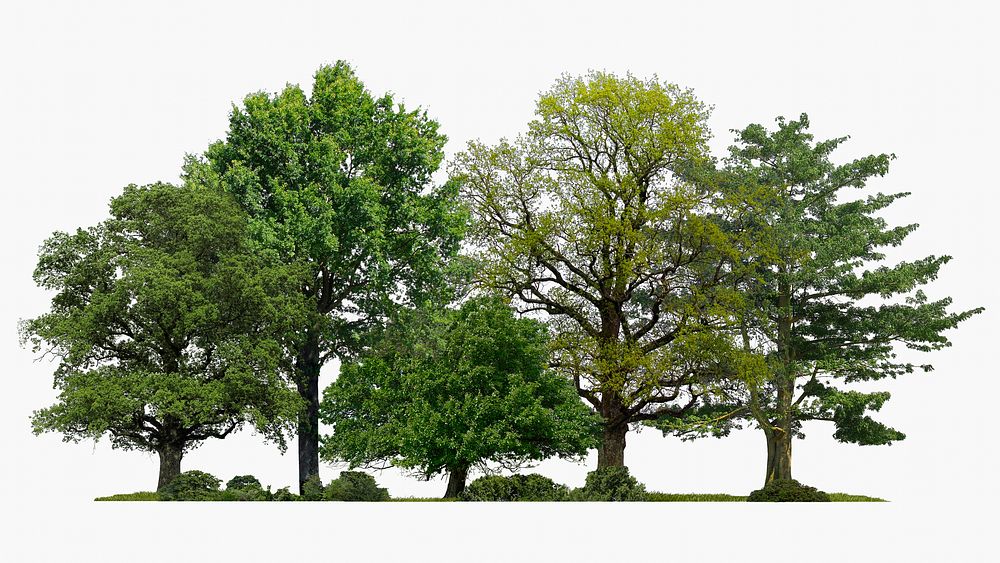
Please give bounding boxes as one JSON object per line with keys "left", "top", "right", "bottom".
{"left": 156, "top": 442, "right": 184, "bottom": 491}
{"left": 295, "top": 336, "right": 322, "bottom": 493}
{"left": 597, "top": 423, "right": 627, "bottom": 468}
{"left": 444, "top": 466, "right": 469, "bottom": 498}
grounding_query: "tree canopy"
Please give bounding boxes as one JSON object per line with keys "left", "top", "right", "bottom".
{"left": 319, "top": 296, "right": 599, "bottom": 497}
{"left": 189, "top": 61, "right": 468, "bottom": 488}
{"left": 23, "top": 183, "right": 303, "bottom": 489}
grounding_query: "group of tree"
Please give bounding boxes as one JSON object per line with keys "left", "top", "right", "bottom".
{"left": 22, "top": 62, "right": 982, "bottom": 498}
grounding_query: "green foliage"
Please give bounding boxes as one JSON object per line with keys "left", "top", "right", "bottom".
{"left": 323, "top": 471, "right": 390, "bottom": 501}
{"left": 320, "top": 295, "right": 600, "bottom": 483}
{"left": 23, "top": 183, "right": 302, "bottom": 466}
{"left": 159, "top": 470, "right": 222, "bottom": 501}
{"left": 747, "top": 479, "right": 831, "bottom": 502}
{"left": 301, "top": 474, "right": 325, "bottom": 501}
{"left": 462, "top": 474, "right": 570, "bottom": 502}
{"left": 94, "top": 492, "right": 160, "bottom": 501}
{"left": 570, "top": 467, "right": 647, "bottom": 501}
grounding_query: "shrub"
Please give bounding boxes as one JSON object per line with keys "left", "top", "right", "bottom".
{"left": 324, "top": 471, "right": 390, "bottom": 501}
{"left": 272, "top": 487, "right": 299, "bottom": 501}
{"left": 222, "top": 475, "right": 271, "bottom": 501}
{"left": 226, "top": 475, "right": 262, "bottom": 490}
{"left": 301, "top": 473, "right": 325, "bottom": 501}
{"left": 570, "top": 467, "right": 647, "bottom": 501}
{"left": 747, "top": 479, "right": 831, "bottom": 502}
{"left": 462, "top": 474, "right": 569, "bottom": 501}
{"left": 159, "top": 470, "right": 222, "bottom": 501}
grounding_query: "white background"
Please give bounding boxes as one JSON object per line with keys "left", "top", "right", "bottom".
{"left": 1, "top": 1, "right": 997, "bottom": 561}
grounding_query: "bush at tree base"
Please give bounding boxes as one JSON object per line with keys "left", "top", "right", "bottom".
{"left": 159, "top": 470, "right": 222, "bottom": 501}
{"left": 570, "top": 467, "right": 647, "bottom": 501}
{"left": 462, "top": 474, "right": 569, "bottom": 501}
{"left": 747, "top": 479, "right": 831, "bottom": 502}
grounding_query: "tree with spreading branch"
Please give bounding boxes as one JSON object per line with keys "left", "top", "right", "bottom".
{"left": 451, "top": 71, "right": 750, "bottom": 468}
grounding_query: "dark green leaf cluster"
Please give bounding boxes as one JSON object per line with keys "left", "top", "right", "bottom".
{"left": 462, "top": 474, "right": 570, "bottom": 501}
{"left": 747, "top": 479, "right": 830, "bottom": 502}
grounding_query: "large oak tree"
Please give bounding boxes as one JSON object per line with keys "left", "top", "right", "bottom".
{"left": 24, "top": 183, "right": 302, "bottom": 490}
{"left": 190, "top": 62, "right": 466, "bottom": 489}
{"left": 452, "top": 72, "right": 746, "bottom": 468}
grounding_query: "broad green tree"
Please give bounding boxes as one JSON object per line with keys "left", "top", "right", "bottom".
{"left": 319, "top": 296, "right": 600, "bottom": 497}
{"left": 191, "top": 62, "right": 466, "bottom": 489}
{"left": 452, "top": 71, "right": 745, "bottom": 468}
{"left": 668, "top": 115, "right": 983, "bottom": 484}
{"left": 23, "top": 183, "right": 302, "bottom": 490}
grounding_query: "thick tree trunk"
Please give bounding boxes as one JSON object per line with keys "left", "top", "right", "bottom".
{"left": 156, "top": 443, "right": 184, "bottom": 491}
{"left": 597, "top": 423, "right": 627, "bottom": 468}
{"left": 764, "top": 277, "right": 795, "bottom": 484}
{"left": 764, "top": 429, "right": 793, "bottom": 484}
{"left": 295, "top": 337, "right": 322, "bottom": 493}
{"left": 444, "top": 466, "right": 469, "bottom": 498}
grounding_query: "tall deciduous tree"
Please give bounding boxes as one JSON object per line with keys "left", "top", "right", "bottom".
{"left": 452, "top": 71, "right": 744, "bottom": 468}
{"left": 319, "top": 296, "right": 599, "bottom": 497}
{"left": 191, "top": 62, "right": 466, "bottom": 490}
{"left": 23, "top": 183, "right": 302, "bottom": 490}
{"left": 690, "top": 115, "right": 983, "bottom": 484}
